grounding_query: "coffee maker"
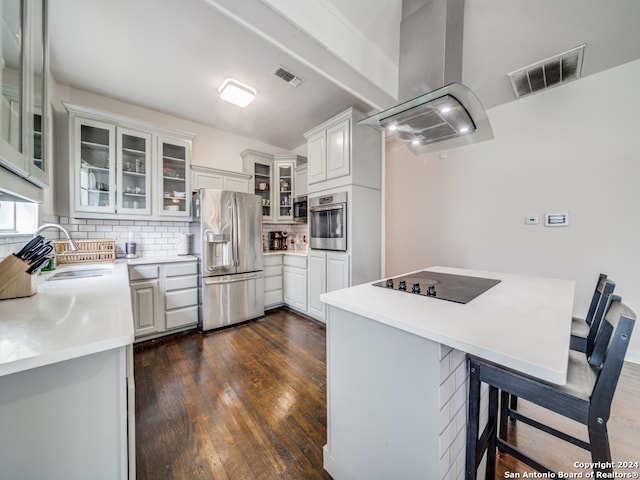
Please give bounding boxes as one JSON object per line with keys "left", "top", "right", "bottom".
{"left": 268, "top": 232, "right": 287, "bottom": 250}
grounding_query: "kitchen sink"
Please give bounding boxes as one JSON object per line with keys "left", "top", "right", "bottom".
{"left": 48, "top": 268, "right": 113, "bottom": 281}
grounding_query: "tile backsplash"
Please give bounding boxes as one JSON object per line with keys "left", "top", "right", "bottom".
{"left": 57, "top": 217, "right": 192, "bottom": 258}
{"left": 1, "top": 216, "right": 309, "bottom": 261}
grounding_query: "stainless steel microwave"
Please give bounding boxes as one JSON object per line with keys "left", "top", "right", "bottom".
{"left": 309, "top": 192, "right": 347, "bottom": 251}
{"left": 293, "top": 195, "right": 307, "bottom": 223}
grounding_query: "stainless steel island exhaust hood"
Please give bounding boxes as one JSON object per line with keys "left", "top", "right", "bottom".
{"left": 360, "top": 0, "right": 493, "bottom": 155}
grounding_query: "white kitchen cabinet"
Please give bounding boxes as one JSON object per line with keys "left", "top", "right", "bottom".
{"left": 327, "top": 252, "right": 350, "bottom": 293}
{"left": 0, "top": 0, "right": 50, "bottom": 187}
{"left": 73, "top": 116, "right": 117, "bottom": 213}
{"left": 164, "top": 261, "right": 198, "bottom": 329}
{"left": 191, "top": 164, "right": 251, "bottom": 192}
{"left": 264, "top": 253, "right": 284, "bottom": 308}
{"left": 283, "top": 254, "right": 307, "bottom": 313}
{"left": 0, "top": 346, "right": 132, "bottom": 479}
{"left": 307, "top": 250, "right": 349, "bottom": 321}
{"left": 129, "top": 259, "right": 198, "bottom": 340}
{"left": 117, "top": 127, "right": 152, "bottom": 215}
{"left": 306, "top": 117, "right": 349, "bottom": 184}
{"left": 306, "top": 130, "right": 326, "bottom": 185}
{"left": 295, "top": 163, "right": 308, "bottom": 196}
{"left": 326, "top": 119, "right": 350, "bottom": 180}
{"left": 242, "top": 149, "right": 275, "bottom": 222}
{"left": 58, "top": 104, "right": 193, "bottom": 220}
{"left": 275, "top": 159, "right": 294, "bottom": 222}
{"left": 243, "top": 150, "right": 306, "bottom": 223}
{"left": 304, "top": 108, "right": 382, "bottom": 193}
{"left": 158, "top": 136, "right": 191, "bottom": 217}
{"left": 129, "top": 264, "right": 161, "bottom": 337}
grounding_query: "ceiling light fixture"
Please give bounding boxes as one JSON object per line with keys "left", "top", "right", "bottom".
{"left": 218, "top": 78, "right": 256, "bottom": 107}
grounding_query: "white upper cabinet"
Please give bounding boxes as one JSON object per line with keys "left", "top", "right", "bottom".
{"left": 190, "top": 164, "right": 251, "bottom": 193}
{"left": 304, "top": 107, "right": 382, "bottom": 193}
{"left": 242, "top": 149, "right": 275, "bottom": 222}
{"left": 59, "top": 104, "right": 193, "bottom": 220}
{"left": 274, "top": 159, "right": 294, "bottom": 222}
{"left": 0, "top": 0, "right": 49, "bottom": 187}
{"left": 117, "top": 127, "right": 152, "bottom": 216}
{"left": 158, "top": 136, "right": 191, "bottom": 217}
{"left": 306, "top": 130, "right": 326, "bottom": 185}
{"left": 27, "top": 0, "right": 48, "bottom": 187}
{"left": 74, "top": 117, "right": 116, "bottom": 214}
{"left": 325, "top": 119, "right": 350, "bottom": 180}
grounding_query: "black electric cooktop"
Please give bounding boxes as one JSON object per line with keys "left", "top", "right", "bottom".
{"left": 372, "top": 270, "right": 501, "bottom": 304}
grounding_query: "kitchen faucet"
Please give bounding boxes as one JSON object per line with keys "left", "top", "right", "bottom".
{"left": 34, "top": 223, "right": 80, "bottom": 251}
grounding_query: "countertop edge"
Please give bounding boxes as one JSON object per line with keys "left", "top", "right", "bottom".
{"left": 0, "top": 332, "right": 134, "bottom": 377}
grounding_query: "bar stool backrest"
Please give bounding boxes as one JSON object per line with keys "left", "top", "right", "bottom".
{"left": 589, "top": 297, "right": 635, "bottom": 422}
{"left": 585, "top": 279, "right": 616, "bottom": 358}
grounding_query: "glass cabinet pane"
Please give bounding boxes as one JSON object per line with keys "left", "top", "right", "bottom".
{"left": 118, "top": 130, "right": 150, "bottom": 214}
{"left": 30, "top": 0, "right": 45, "bottom": 175}
{"left": 278, "top": 163, "right": 293, "bottom": 219}
{"left": 254, "top": 161, "right": 271, "bottom": 218}
{"left": 1, "top": 0, "right": 23, "bottom": 153}
{"left": 79, "top": 123, "right": 113, "bottom": 210}
{"left": 160, "top": 140, "right": 188, "bottom": 214}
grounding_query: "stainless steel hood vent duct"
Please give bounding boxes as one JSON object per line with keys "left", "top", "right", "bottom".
{"left": 360, "top": 0, "right": 493, "bottom": 155}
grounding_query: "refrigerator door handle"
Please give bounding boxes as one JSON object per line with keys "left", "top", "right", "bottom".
{"left": 232, "top": 194, "right": 239, "bottom": 267}
{"left": 204, "top": 273, "right": 262, "bottom": 285}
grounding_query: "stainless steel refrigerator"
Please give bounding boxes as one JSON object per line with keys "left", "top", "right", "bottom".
{"left": 191, "top": 189, "right": 264, "bottom": 331}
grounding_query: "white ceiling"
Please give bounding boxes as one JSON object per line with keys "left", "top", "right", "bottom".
{"left": 49, "top": 0, "right": 640, "bottom": 151}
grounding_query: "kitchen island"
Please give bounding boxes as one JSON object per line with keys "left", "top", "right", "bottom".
{"left": 0, "top": 261, "right": 135, "bottom": 480}
{"left": 320, "top": 266, "right": 574, "bottom": 480}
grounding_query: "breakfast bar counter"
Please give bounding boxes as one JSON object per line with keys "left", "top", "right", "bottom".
{"left": 320, "top": 266, "right": 575, "bottom": 480}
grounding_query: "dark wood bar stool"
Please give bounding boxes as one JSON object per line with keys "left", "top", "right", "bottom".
{"left": 465, "top": 295, "right": 635, "bottom": 480}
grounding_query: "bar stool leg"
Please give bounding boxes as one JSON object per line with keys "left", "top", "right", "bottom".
{"left": 485, "top": 386, "right": 499, "bottom": 480}
{"left": 466, "top": 358, "right": 481, "bottom": 480}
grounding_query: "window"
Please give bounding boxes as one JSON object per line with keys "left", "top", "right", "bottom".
{"left": 0, "top": 201, "right": 38, "bottom": 234}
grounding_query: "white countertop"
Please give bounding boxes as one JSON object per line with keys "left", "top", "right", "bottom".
{"left": 125, "top": 255, "right": 198, "bottom": 265}
{"left": 321, "top": 266, "right": 575, "bottom": 384}
{"left": 264, "top": 249, "right": 308, "bottom": 256}
{"left": 0, "top": 261, "right": 135, "bottom": 377}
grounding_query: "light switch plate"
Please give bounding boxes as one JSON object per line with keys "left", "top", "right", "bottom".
{"left": 545, "top": 213, "right": 569, "bottom": 227}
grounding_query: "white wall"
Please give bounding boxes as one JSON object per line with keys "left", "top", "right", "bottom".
{"left": 385, "top": 59, "right": 640, "bottom": 362}
{"left": 50, "top": 82, "right": 292, "bottom": 173}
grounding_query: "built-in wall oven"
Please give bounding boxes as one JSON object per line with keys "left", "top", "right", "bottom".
{"left": 309, "top": 191, "right": 347, "bottom": 251}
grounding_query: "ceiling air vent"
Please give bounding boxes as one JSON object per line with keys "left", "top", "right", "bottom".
{"left": 508, "top": 44, "right": 585, "bottom": 99}
{"left": 273, "top": 66, "right": 303, "bottom": 87}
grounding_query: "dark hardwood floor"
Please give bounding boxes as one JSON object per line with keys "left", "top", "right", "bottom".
{"left": 134, "top": 308, "right": 640, "bottom": 480}
{"left": 134, "top": 308, "right": 331, "bottom": 480}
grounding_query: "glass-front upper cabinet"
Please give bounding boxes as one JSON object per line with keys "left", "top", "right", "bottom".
{"left": 158, "top": 136, "right": 190, "bottom": 216}
{"left": 241, "top": 149, "right": 274, "bottom": 222}
{"left": 28, "top": 0, "right": 48, "bottom": 186}
{"left": 117, "top": 128, "right": 151, "bottom": 215}
{"left": 74, "top": 117, "right": 116, "bottom": 213}
{"left": 0, "top": 0, "right": 27, "bottom": 175}
{"left": 276, "top": 161, "right": 294, "bottom": 221}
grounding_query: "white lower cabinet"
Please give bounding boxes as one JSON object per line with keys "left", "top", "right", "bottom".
{"left": 283, "top": 255, "right": 307, "bottom": 313}
{"left": 129, "top": 259, "right": 198, "bottom": 340}
{"left": 307, "top": 250, "right": 350, "bottom": 321}
{"left": 264, "top": 254, "right": 284, "bottom": 308}
{"left": 129, "top": 264, "right": 161, "bottom": 337}
{"left": 0, "top": 346, "right": 132, "bottom": 479}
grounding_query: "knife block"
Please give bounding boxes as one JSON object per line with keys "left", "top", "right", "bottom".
{"left": 0, "top": 255, "right": 38, "bottom": 300}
